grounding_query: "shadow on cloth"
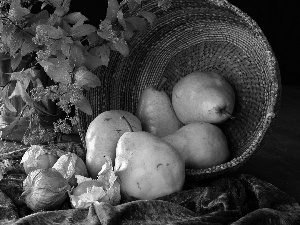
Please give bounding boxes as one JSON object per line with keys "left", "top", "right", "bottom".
{"left": 1, "top": 170, "right": 300, "bottom": 225}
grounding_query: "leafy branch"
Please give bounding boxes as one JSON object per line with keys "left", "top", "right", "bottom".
{"left": 0, "top": 0, "right": 170, "bottom": 140}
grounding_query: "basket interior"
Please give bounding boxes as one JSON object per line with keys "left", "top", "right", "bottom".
{"left": 78, "top": 0, "right": 281, "bottom": 179}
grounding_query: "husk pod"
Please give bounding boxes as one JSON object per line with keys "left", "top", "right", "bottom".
{"left": 20, "top": 145, "right": 65, "bottom": 174}
{"left": 69, "top": 156, "right": 121, "bottom": 208}
{"left": 20, "top": 168, "right": 71, "bottom": 212}
{"left": 52, "top": 152, "right": 88, "bottom": 187}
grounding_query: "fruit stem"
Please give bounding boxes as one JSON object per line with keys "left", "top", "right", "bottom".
{"left": 156, "top": 77, "right": 168, "bottom": 91}
{"left": 222, "top": 109, "right": 235, "bottom": 120}
{"left": 120, "top": 116, "right": 133, "bottom": 132}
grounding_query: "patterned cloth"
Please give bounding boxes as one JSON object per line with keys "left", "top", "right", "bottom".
{"left": 1, "top": 144, "right": 300, "bottom": 225}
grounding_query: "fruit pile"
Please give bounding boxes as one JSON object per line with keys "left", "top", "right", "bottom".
{"left": 19, "top": 70, "right": 235, "bottom": 211}
{"left": 86, "top": 71, "right": 235, "bottom": 201}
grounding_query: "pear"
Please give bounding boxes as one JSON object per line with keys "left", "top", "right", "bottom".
{"left": 114, "top": 117, "right": 185, "bottom": 200}
{"left": 136, "top": 78, "right": 182, "bottom": 137}
{"left": 85, "top": 110, "right": 142, "bottom": 179}
{"left": 162, "top": 122, "right": 229, "bottom": 169}
{"left": 172, "top": 71, "right": 235, "bottom": 124}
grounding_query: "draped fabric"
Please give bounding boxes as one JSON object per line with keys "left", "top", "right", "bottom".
{"left": 1, "top": 166, "right": 300, "bottom": 225}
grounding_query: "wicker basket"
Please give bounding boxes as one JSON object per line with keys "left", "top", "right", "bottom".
{"left": 77, "top": 0, "right": 281, "bottom": 181}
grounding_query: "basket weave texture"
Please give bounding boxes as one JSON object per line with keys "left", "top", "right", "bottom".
{"left": 77, "top": 0, "right": 281, "bottom": 181}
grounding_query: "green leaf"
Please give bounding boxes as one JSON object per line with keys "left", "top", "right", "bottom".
{"left": 9, "top": 81, "right": 33, "bottom": 105}
{"left": 10, "top": 54, "right": 22, "bottom": 71}
{"left": 8, "top": 0, "right": 30, "bottom": 22}
{"left": 106, "top": 0, "right": 120, "bottom": 22}
{"left": 9, "top": 30, "right": 24, "bottom": 56}
{"left": 21, "top": 34, "right": 38, "bottom": 56}
{"left": 1, "top": 24, "right": 15, "bottom": 46}
{"left": 0, "top": 109, "right": 29, "bottom": 138}
{"left": 60, "top": 36, "right": 73, "bottom": 56}
{"left": 0, "top": 18, "right": 3, "bottom": 33}
{"left": 82, "top": 52, "right": 103, "bottom": 70}
{"left": 63, "top": 12, "right": 88, "bottom": 25}
{"left": 89, "top": 44, "right": 110, "bottom": 66}
{"left": 127, "top": 0, "right": 142, "bottom": 11}
{"left": 69, "top": 43, "right": 85, "bottom": 67}
{"left": 138, "top": 11, "right": 157, "bottom": 27}
{"left": 36, "top": 24, "right": 64, "bottom": 39}
{"left": 48, "top": 39, "right": 63, "bottom": 55}
{"left": 74, "top": 66, "right": 101, "bottom": 89}
{"left": 72, "top": 24, "right": 97, "bottom": 38}
{"left": 1, "top": 86, "right": 16, "bottom": 113}
{"left": 61, "top": 19, "right": 72, "bottom": 35}
{"left": 112, "top": 38, "right": 129, "bottom": 57}
{"left": 125, "top": 16, "right": 148, "bottom": 32}
{"left": 117, "top": 10, "right": 126, "bottom": 30}
{"left": 87, "top": 32, "right": 103, "bottom": 46}
{"left": 75, "top": 95, "right": 93, "bottom": 115}
{"left": 39, "top": 59, "right": 72, "bottom": 84}
{"left": 43, "top": 0, "right": 64, "bottom": 8}
{"left": 123, "top": 30, "right": 134, "bottom": 41}
{"left": 97, "top": 19, "right": 114, "bottom": 41}
{"left": 27, "top": 10, "right": 49, "bottom": 26}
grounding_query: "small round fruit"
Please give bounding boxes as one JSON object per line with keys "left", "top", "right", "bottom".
{"left": 21, "top": 145, "right": 59, "bottom": 174}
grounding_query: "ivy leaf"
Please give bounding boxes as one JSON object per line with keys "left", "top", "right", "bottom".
{"left": 63, "top": 12, "right": 88, "bottom": 25}
{"left": 125, "top": 16, "right": 148, "bottom": 32}
{"left": 138, "top": 11, "right": 157, "bottom": 27}
{"left": 89, "top": 44, "right": 110, "bottom": 66}
{"left": 10, "top": 54, "right": 22, "bottom": 71}
{"left": 1, "top": 86, "right": 17, "bottom": 113}
{"left": 106, "top": 0, "right": 120, "bottom": 22}
{"left": 74, "top": 66, "right": 101, "bottom": 89}
{"left": 9, "top": 0, "right": 30, "bottom": 22}
{"left": 69, "top": 43, "right": 85, "bottom": 67}
{"left": 72, "top": 24, "right": 97, "bottom": 38}
{"left": 74, "top": 95, "right": 93, "bottom": 115}
{"left": 39, "top": 59, "right": 72, "bottom": 84}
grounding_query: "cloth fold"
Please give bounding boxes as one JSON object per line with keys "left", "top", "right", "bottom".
{"left": 1, "top": 171, "right": 300, "bottom": 225}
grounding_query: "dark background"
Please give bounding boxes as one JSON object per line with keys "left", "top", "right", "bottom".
{"left": 70, "top": 0, "right": 299, "bottom": 85}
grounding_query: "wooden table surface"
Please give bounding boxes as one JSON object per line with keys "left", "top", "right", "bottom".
{"left": 1, "top": 85, "right": 300, "bottom": 204}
